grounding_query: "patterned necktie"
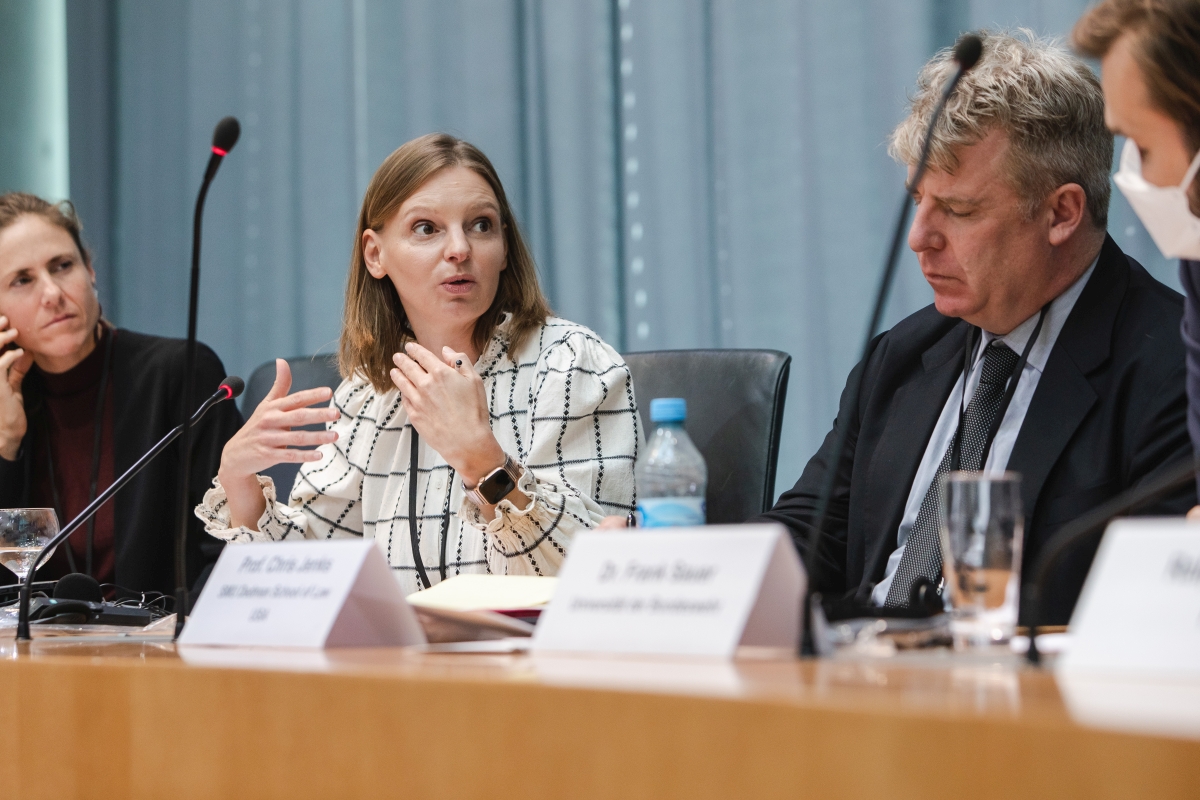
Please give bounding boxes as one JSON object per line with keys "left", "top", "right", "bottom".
{"left": 884, "top": 340, "right": 1021, "bottom": 608}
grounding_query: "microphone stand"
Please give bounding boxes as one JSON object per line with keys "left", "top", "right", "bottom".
{"left": 804, "top": 35, "right": 983, "bottom": 610}
{"left": 174, "top": 117, "right": 239, "bottom": 638}
{"left": 17, "top": 383, "right": 241, "bottom": 640}
{"left": 1023, "top": 457, "right": 1196, "bottom": 664}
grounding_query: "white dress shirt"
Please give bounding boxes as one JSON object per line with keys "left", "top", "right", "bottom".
{"left": 871, "top": 259, "right": 1098, "bottom": 605}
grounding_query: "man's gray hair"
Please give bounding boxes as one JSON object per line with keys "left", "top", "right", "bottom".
{"left": 890, "top": 30, "right": 1113, "bottom": 227}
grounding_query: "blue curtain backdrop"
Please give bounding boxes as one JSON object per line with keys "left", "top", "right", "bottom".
{"left": 64, "top": 0, "right": 1178, "bottom": 497}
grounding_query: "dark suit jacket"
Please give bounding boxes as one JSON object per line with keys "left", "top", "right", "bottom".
{"left": 0, "top": 330, "right": 243, "bottom": 596}
{"left": 760, "top": 236, "right": 1195, "bottom": 624}
{"left": 1178, "top": 258, "right": 1200, "bottom": 498}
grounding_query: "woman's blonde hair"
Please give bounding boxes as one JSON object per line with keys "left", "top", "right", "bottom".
{"left": 339, "top": 133, "right": 552, "bottom": 391}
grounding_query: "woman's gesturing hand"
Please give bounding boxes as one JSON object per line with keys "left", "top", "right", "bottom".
{"left": 391, "top": 342, "right": 506, "bottom": 486}
{"left": 218, "top": 359, "right": 340, "bottom": 529}
{"left": 0, "top": 316, "right": 34, "bottom": 462}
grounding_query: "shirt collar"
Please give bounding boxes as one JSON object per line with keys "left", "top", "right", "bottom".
{"left": 475, "top": 311, "right": 515, "bottom": 373}
{"left": 978, "top": 255, "right": 1099, "bottom": 374}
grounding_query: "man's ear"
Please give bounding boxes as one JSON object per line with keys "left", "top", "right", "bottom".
{"left": 1047, "top": 183, "right": 1088, "bottom": 247}
{"left": 362, "top": 229, "right": 387, "bottom": 279}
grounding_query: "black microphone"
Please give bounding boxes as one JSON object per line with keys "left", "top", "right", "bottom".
{"left": 205, "top": 116, "right": 241, "bottom": 181}
{"left": 799, "top": 35, "right": 983, "bottom": 652}
{"left": 16, "top": 377, "right": 243, "bottom": 640}
{"left": 54, "top": 573, "right": 104, "bottom": 603}
{"left": 1023, "top": 457, "right": 1195, "bottom": 665}
{"left": 174, "top": 117, "right": 240, "bottom": 639}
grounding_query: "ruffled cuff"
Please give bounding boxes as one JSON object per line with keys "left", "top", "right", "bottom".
{"left": 195, "top": 475, "right": 287, "bottom": 543}
{"left": 458, "top": 464, "right": 572, "bottom": 573}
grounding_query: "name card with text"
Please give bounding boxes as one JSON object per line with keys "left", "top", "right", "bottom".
{"left": 1061, "top": 518, "right": 1200, "bottom": 677}
{"left": 532, "top": 524, "right": 805, "bottom": 658}
{"left": 179, "top": 540, "right": 426, "bottom": 648}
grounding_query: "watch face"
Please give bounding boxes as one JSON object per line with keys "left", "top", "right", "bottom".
{"left": 479, "top": 468, "right": 518, "bottom": 505}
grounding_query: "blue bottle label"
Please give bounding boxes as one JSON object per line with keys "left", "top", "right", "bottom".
{"left": 636, "top": 497, "right": 706, "bottom": 527}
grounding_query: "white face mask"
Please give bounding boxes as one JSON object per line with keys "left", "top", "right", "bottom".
{"left": 1113, "top": 137, "right": 1200, "bottom": 260}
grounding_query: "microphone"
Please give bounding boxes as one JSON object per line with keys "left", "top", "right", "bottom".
{"left": 175, "top": 117, "right": 240, "bottom": 639}
{"left": 15, "top": 378, "right": 243, "bottom": 640}
{"left": 805, "top": 34, "right": 984, "bottom": 586}
{"left": 54, "top": 572, "right": 103, "bottom": 603}
{"left": 1023, "top": 457, "right": 1195, "bottom": 664}
{"left": 205, "top": 116, "right": 241, "bottom": 178}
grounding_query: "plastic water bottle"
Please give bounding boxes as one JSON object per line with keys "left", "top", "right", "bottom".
{"left": 636, "top": 398, "right": 707, "bottom": 527}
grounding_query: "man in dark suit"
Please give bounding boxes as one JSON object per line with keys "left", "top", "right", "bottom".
{"left": 761, "top": 31, "right": 1195, "bottom": 625}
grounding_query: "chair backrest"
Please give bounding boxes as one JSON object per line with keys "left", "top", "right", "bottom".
{"left": 622, "top": 349, "right": 791, "bottom": 524}
{"left": 242, "top": 354, "right": 344, "bottom": 496}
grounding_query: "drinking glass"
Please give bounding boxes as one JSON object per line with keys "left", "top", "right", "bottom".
{"left": 938, "top": 472, "right": 1024, "bottom": 648}
{"left": 0, "top": 508, "right": 60, "bottom": 583}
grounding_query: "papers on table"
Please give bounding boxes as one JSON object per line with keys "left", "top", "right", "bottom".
{"left": 406, "top": 574, "right": 558, "bottom": 613}
{"left": 403, "top": 574, "right": 554, "bottom": 643}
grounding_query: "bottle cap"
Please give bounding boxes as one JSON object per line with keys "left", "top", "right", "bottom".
{"left": 650, "top": 397, "right": 687, "bottom": 423}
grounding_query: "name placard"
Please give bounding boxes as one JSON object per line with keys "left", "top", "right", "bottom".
{"left": 532, "top": 524, "right": 805, "bottom": 658}
{"left": 179, "top": 540, "right": 426, "bottom": 648}
{"left": 1061, "top": 518, "right": 1200, "bottom": 677}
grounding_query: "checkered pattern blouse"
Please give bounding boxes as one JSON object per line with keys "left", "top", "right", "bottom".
{"left": 197, "top": 316, "right": 640, "bottom": 594}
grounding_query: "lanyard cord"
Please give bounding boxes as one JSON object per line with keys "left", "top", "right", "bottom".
{"left": 43, "top": 325, "right": 114, "bottom": 577}
{"left": 407, "top": 428, "right": 452, "bottom": 590}
{"left": 950, "top": 305, "right": 1048, "bottom": 473}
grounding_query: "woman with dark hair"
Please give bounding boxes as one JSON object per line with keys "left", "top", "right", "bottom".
{"left": 1074, "top": 0, "right": 1200, "bottom": 504}
{"left": 0, "top": 192, "right": 242, "bottom": 593}
{"left": 199, "top": 134, "right": 639, "bottom": 591}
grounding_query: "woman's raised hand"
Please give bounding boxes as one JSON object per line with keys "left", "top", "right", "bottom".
{"left": 390, "top": 342, "right": 506, "bottom": 486}
{"left": 217, "top": 358, "right": 340, "bottom": 529}
{"left": 0, "top": 316, "right": 34, "bottom": 462}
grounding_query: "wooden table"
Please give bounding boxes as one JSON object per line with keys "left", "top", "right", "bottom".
{"left": 0, "top": 636, "right": 1196, "bottom": 799}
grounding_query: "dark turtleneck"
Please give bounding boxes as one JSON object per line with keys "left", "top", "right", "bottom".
{"left": 28, "top": 325, "right": 117, "bottom": 585}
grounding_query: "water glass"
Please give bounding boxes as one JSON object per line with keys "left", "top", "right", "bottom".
{"left": 938, "top": 472, "right": 1024, "bottom": 648}
{"left": 0, "top": 508, "right": 60, "bottom": 582}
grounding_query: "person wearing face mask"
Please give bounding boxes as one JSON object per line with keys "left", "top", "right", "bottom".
{"left": 756, "top": 31, "right": 1194, "bottom": 626}
{"left": 197, "top": 134, "right": 639, "bottom": 592}
{"left": 0, "top": 193, "right": 242, "bottom": 594}
{"left": 1074, "top": 0, "right": 1200, "bottom": 509}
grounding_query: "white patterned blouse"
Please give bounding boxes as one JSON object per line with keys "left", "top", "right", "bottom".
{"left": 197, "top": 316, "right": 640, "bottom": 594}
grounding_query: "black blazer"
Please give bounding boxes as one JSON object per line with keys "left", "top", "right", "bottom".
{"left": 0, "top": 330, "right": 243, "bottom": 596}
{"left": 761, "top": 236, "right": 1196, "bottom": 624}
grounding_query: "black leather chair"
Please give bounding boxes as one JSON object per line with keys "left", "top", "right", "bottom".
{"left": 622, "top": 349, "right": 791, "bottom": 524}
{"left": 242, "top": 354, "right": 343, "bottom": 495}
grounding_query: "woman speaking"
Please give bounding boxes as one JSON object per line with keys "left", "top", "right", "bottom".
{"left": 200, "top": 134, "right": 639, "bottom": 590}
{"left": 1074, "top": 1, "right": 1200, "bottom": 500}
{"left": 0, "top": 193, "right": 241, "bottom": 593}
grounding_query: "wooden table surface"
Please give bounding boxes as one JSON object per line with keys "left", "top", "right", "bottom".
{"left": 0, "top": 636, "right": 1196, "bottom": 799}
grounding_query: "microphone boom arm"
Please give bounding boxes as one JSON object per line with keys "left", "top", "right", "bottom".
{"left": 15, "top": 383, "right": 238, "bottom": 641}
{"left": 806, "top": 44, "right": 977, "bottom": 573}
{"left": 1023, "top": 456, "right": 1195, "bottom": 664}
{"left": 174, "top": 116, "right": 239, "bottom": 639}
